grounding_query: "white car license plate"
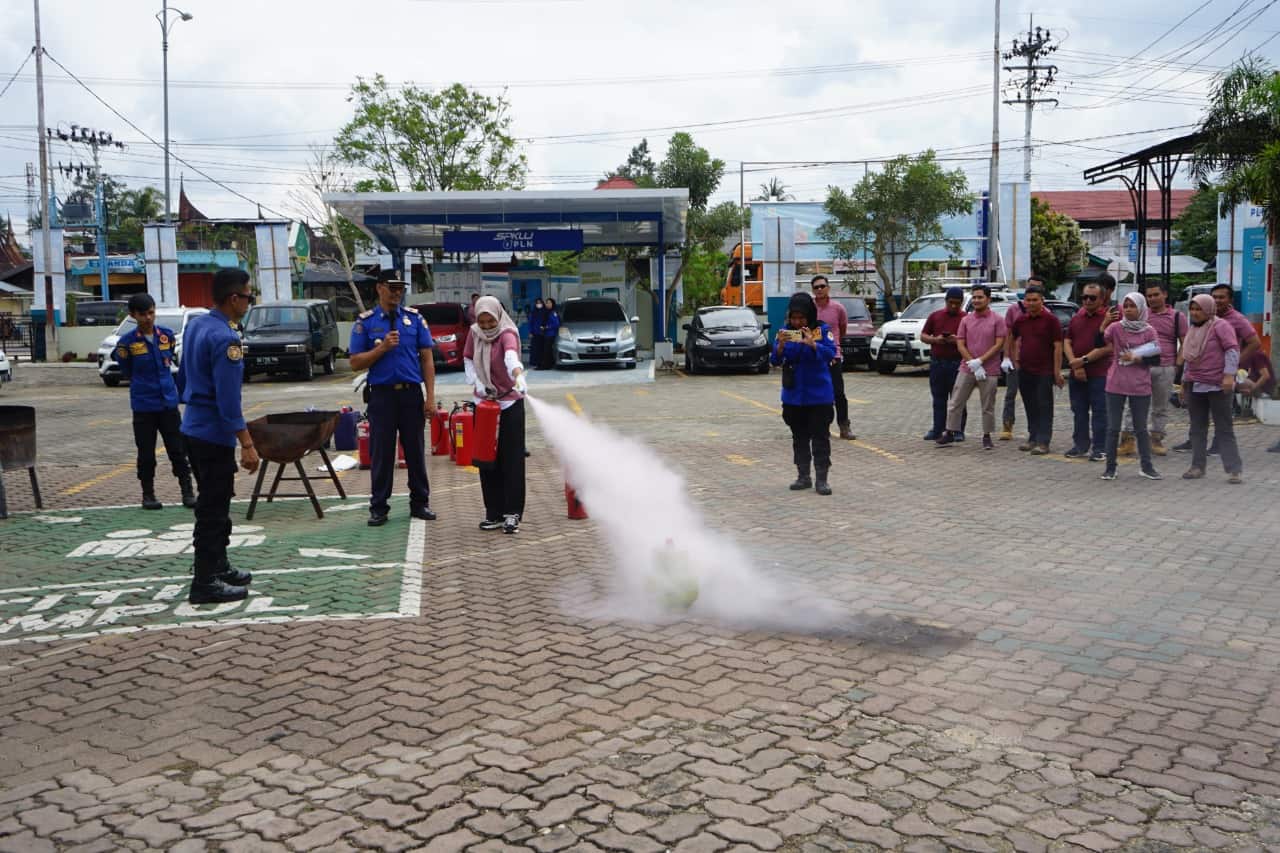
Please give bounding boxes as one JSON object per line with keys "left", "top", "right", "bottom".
{"left": 258, "top": 356, "right": 279, "bottom": 365}
{"left": 882, "top": 351, "right": 904, "bottom": 362}
{"left": 587, "top": 346, "right": 608, "bottom": 354}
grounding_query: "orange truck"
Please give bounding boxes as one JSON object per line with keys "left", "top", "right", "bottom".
{"left": 720, "top": 242, "right": 764, "bottom": 310}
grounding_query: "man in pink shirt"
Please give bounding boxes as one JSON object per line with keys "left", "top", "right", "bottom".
{"left": 936, "top": 285, "right": 1006, "bottom": 450}
{"left": 811, "top": 276, "right": 855, "bottom": 441}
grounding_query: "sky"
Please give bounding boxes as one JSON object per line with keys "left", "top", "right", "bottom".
{"left": 0, "top": 0, "right": 1277, "bottom": 238}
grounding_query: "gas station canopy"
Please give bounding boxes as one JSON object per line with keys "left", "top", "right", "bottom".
{"left": 323, "top": 189, "right": 689, "bottom": 252}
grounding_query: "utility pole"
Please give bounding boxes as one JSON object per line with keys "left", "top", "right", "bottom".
{"left": 739, "top": 162, "right": 746, "bottom": 308}
{"left": 988, "top": 0, "right": 1001, "bottom": 284}
{"left": 32, "top": 0, "right": 57, "bottom": 357}
{"left": 1004, "top": 16, "right": 1059, "bottom": 183}
{"left": 57, "top": 126, "right": 126, "bottom": 300}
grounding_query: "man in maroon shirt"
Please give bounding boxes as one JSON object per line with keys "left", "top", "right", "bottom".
{"left": 920, "top": 288, "right": 966, "bottom": 440}
{"left": 811, "top": 276, "right": 855, "bottom": 441}
{"left": 1064, "top": 282, "right": 1112, "bottom": 461}
{"left": 1010, "top": 287, "right": 1064, "bottom": 454}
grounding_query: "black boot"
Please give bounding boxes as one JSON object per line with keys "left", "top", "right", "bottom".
{"left": 217, "top": 556, "right": 252, "bottom": 586}
{"left": 789, "top": 468, "right": 812, "bottom": 491}
{"left": 814, "top": 468, "right": 832, "bottom": 496}
{"left": 188, "top": 561, "right": 248, "bottom": 604}
{"left": 141, "top": 482, "right": 162, "bottom": 510}
{"left": 179, "top": 474, "right": 197, "bottom": 509}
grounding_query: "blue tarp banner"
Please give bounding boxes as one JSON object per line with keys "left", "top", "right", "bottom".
{"left": 443, "top": 229, "right": 584, "bottom": 253}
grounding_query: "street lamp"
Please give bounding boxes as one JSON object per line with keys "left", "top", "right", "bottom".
{"left": 157, "top": 2, "right": 193, "bottom": 223}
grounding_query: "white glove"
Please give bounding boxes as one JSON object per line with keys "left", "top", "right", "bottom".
{"left": 973, "top": 365, "right": 988, "bottom": 382}
{"left": 966, "top": 358, "right": 983, "bottom": 373}
{"left": 514, "top": 372, "right": 528, "bottom": 394}
{"left": 475, "top": 381, "right": 488, "bottom": 398}
{"left": 1001, "top": 357, "right": 1015, "bottom": 373}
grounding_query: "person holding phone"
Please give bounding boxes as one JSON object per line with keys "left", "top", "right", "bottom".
{"left": 1178, "top": 294, "right": 1243, "bottom": 483}
{"left": 920, "top": 288, "right": 966, "bottom": 441}
{"left": 770, "top": 292, "right": 837, "bottom": 495}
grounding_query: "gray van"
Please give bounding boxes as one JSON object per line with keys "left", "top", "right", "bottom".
{"left": 241, "top": 300, "right": 340, "bottom": 381}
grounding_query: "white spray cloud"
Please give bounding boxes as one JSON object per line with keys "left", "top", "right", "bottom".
{"left": 527, "top": 395, "right": 844, "bottom": 630}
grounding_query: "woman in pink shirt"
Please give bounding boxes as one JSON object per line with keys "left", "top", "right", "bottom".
{"left": 1177, "top": 294, "right": 1242, "bottom": 483}
{"left": 1093, "top": 293, "right": 1161, "bottom": 481}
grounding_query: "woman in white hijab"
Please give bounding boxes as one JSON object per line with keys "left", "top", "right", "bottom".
{"left": 463, "top": 296, "right": 529, "bottom": 533}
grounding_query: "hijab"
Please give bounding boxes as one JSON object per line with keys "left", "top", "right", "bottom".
{"left": 1181, "top": 294, "right": 1220, "bottom": 364}
{"left": 470, "top": 296, "right": 520, "bottom": 391}
{"left": 1120, "top": 292, "right": 1149, "bottom": 332}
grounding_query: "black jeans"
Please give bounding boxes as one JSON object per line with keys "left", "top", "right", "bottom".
{"left": 479, "top": 398, "right": 526, "bottom": 520}
{"left": 928, "top": 358, "right": 961, "bottom": 435}
{"left": 829, "top": 363, "right": 850, "bottom": 426}
{"left": 1069, "top": 375, "right": 1108, "bottom": 453}
{"left": 368, "top": 384, "right": 430, "bottom": 516}
{"left": 132, "top": 408, "right": 191, "bottom": 485}
{"left": 529, "top": 335, "right": 544, "bottom": 369}
{"left": 1188, "top": 390, "right": 1243, "bottom": 474}
{"left": 185, "top": 435, "right": 236, "bottom": 572}
{"left": 782, "top": 403, "right": 834, "bottom": 475}
{"left": 1105, "top": 393, "right": 1152, "bottom": 469}
{"left": 1020, "top": 373, "right": 1056, "bottom": 446}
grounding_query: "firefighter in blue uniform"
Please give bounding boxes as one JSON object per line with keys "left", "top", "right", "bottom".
{"left": 350, "top": 279, "right": 437, "bottom": 526}
{"left": 115, "top": 293, "right": 196, "bottom": 510}
{"left": 179, "top": 268, "right": 260, "bottom": 604}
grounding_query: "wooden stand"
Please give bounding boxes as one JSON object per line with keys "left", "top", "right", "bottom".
{"left": 0, "top": 467, "right": 43, "bottom": 520}
{"left": 246, "top": 447, "right": 346, "bottom": 520}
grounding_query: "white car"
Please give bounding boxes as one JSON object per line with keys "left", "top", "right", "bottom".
{"left": 870, "top": 288, "right": 1015, "bottom": 374}
{"left": 97, "top": 306, "right": 209, "bottom": 387}
{"left": 0, "top": 348, "right": 12, "bottom": 386}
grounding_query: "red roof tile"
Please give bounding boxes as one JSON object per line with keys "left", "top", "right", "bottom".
{"left": 595, "top": 176, "right": 639, "bottom": 190}
{"left": 1032, "top": 190, "right": 1195, "bottom": 223}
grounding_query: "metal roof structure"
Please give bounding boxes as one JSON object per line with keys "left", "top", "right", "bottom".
{"left": 322, "top": 189, "right": 690, "bottom": 252}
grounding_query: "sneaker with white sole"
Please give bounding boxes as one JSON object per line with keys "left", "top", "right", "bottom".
{"left": 479, "top": 518, "right": 504, "bottom": 531}
{"left": 1139, "top": 467, "right": 1163, "bottom": 480}
{"left": 1100, "top": 468, "right": 1118, "bottom": 481}
{"left": 503, "top": 514, "right": 520, "bottom": 534}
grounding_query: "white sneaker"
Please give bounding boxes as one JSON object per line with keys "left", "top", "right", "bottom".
{"left": 503, "top": 514, "right": 520, "bottom": 534}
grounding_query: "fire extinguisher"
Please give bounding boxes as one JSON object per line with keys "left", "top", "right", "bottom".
{"left": 430, "top": 402, "right": 450, "bottom": 456}
{"left": 356, "top": 418, "right": 371, "bottom": 470}
{"left": 447, "top": 402, "right": 464, "bottom": 462}
{"left": 452, "top": 403, "right": 475, "bottom": 467}
{"left": 471, "top": 399, "right": 501, "bottom": 465}
{"left": 565, "top": 483, "right": 589, "bottom": 520}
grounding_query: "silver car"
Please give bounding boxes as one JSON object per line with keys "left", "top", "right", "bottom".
{"left": 555, "top": 298, "right": 640, "bottom": 369}
{"left": 97, "top": 307, "right": 209, "bottom": 387}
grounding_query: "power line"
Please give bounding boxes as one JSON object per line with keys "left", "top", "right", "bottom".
{"left": 0, "top": 49, "right": 34, "bottom": 103}
{"left": 38, "top": 49, "right": 288, "bottom": 219}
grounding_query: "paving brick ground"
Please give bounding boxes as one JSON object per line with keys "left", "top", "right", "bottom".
{"left": 2, "top": 364, "right": 1280, "bottom": 850}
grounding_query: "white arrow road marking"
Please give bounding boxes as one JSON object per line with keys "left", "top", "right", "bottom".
{"left": 298, "top": 547, "right": 371, "bottom": 561}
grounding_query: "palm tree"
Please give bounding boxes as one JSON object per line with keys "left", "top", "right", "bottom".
{"left": 1188, "top": 56, "right": 1280, "bottom": 396}
{"left": 755, "top": 177, "right": 794, "bottom": 201}
{"left": 113, "top": 187, "right": 164, "bottom": 252}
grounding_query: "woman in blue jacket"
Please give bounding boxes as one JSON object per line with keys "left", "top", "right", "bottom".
{"left": 528, "top": 298, "right": 546, "bottom": 369}
{"left": 541, "top": 298, "right": 561, "bottom": 369}
{"left": 770, "top": 292, "right": 837, "bottom": 495}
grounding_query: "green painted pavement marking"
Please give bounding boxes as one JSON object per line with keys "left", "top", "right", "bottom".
{"left": 0, "top": 496, "right": 424, "bottom": 646}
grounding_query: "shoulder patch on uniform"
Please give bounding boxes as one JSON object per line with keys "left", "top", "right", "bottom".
{"left": 826, "top": 329, "right": 834, "bottom": 340}
{"left": 226, "top": 344, "right": 243, "bottom": 362}
{"left": 116, "top": 346, "right": 128, "bottom": 359}
{"left": 358, "top": 309, "right": 374, "bottom": 319}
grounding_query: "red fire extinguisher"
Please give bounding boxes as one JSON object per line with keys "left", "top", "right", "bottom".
{"left": 565, "top": 483, "right": 588, "bottom": 520}
{"left": 471, "top": 399, "right": 501, "bottom": 465}
{"left": 430, "top": 403, "right": 450, "bottom": 456}
{"left": 452, "top": 403, "right": 475, "bottom": 467}
{"left": 447, "top": 403, "right": 463, "bottom": 462}
{"left": 357, "top": 418, "right": 371, "bottom": 469}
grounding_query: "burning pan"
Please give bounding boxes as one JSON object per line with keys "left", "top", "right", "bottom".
{"left": 247, "top": 411, "right": 340, "bottom": 465}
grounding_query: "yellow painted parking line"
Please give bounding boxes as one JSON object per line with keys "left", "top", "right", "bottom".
{"left": 244, "top": 402, "right": 269, "bottom": 416}
{"left": 673, "top": 368, "right": 688, "bottom": 379}
{"left": 718, "top": 389, "right": 781, "bottom": 415}
{"left": 62, "top": 463, "right": 134, "bottom": 496}
{"left": 88, "top": 417, "right": 130, "bottom": 427}
{"left": 634, "top": 388, "right": 651, "bottom": 396}
{"left": 725, "top": 454, "right": 757, "bottom": 466}
{"left": 850, "top": 440, "right": 904, "bottom": 463}
{"left": 565, "top": 392, "right": 584, "bottom": 416}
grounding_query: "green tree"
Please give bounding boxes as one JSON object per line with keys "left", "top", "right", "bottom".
{"left": 288, "top": 145, "right": 372, "bottom": 312}
{"left": 755, "top": 177, "right": 793, "bottom": 201}
{"left": 679, "top": 246, "right": 730, "bottom": 312}
{"left": 608, "top": 139, "right": 658, "bottom": 187}
{"left": 113, "top": 186, "right": 163, "bottom": 252}
{"left": 657, "top": 132, "right": 724, "bottom": 211}
{"left": 1189, "top": 55, "right": 1280, "bottom": 397}
{"left": 817, "top": 152, "right": 971, "bottom": 314}
{"left": 1030, "top": 197, "right": 1087, "bottom": 287}
{"left": 334, "top": 75, "right": 527, "bottom": 192}
{"left": 1172, "top": 185, "right": 1220, "bottom": 263}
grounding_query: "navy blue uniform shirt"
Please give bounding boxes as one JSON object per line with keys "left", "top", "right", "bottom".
{"left": 769, "top": 323, "right": 837, "bottom": 406}
{"left": 180, "top": 309, "right": 246, "bottom": 447}
{"left": 116, "top": 325, "right": 180, "bottom": 412}
{"left": 349, "top": 304, "right": 435, "bottom": 385}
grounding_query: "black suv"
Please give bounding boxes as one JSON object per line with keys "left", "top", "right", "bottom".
{"left": 241, "top": 300, "right": 340, "bottom": 381}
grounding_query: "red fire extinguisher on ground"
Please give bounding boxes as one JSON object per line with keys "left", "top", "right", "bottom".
{"left": 565, "top": 483, "right": 588, "bottom": 520}
{"left": 471, "top": 399, "right": 501, "bottom": 465}
{"left": 430, "top": 403, "right": 450, "bottom": 456}
{"left": 357, "top": 418, "right": 371, "bottom": 469}
{"left": 452, "top": 403, "right": 475, "bottom": 467}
